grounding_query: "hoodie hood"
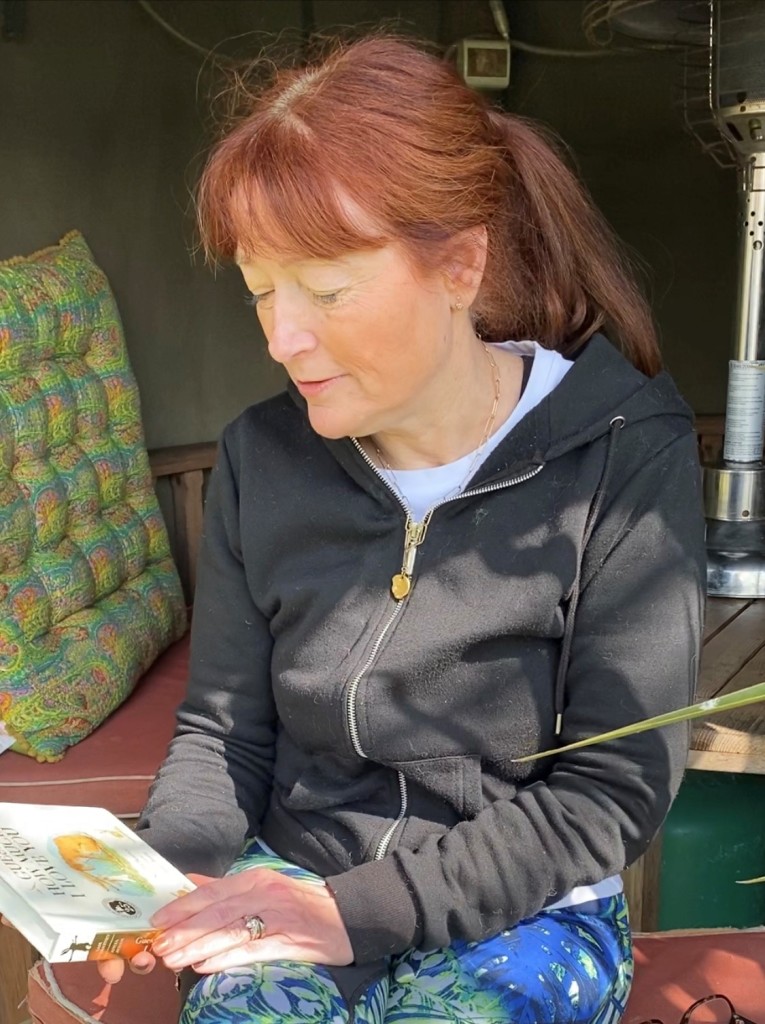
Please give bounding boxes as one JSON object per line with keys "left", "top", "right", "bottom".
{"left": 542, "top": 335, "right": 694, "bottom": 457}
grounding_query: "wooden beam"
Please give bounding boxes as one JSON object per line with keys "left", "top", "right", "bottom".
{"left": 621, "top": 859, "right": 645, "bottom": 932}
{"left": 694, "top": 414, "right": 724, "bottom": 436}
{"left": 688, "top": 747, "right": 765, "bottom": 774}
{"left": 147, "top": 443, "right": 216, "bottom": 600}
{"left": 0, "top": 925, "right": 36, "bottom": 1024}
{"left": 639, "top": 833, "right": 664, "bottom": 932}
{"left": 171, "top": 469, "right": 205, "bottom": 603}
{"left": 148, "top": 442, "right": 217, "bottom": 479}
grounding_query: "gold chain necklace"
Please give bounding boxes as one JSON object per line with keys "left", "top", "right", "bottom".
{"left": 372, "top": 343, "right": 502, "bottom": 504}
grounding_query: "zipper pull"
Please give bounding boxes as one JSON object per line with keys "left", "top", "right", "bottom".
{"left": 391, "top": 518, "right": 429, "bottom": 599}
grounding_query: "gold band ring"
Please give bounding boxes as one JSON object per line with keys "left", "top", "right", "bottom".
{"left": 242, "top": 913, "right": 266, "bottom": 942}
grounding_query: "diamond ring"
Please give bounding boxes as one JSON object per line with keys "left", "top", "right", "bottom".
{"left": 242, "top": 913, "right": 266, "bottom": 942}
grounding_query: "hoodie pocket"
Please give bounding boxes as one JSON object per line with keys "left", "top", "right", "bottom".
{"left": 389, "top": 753, "right": 483, "bottom": 820}
{"left": 276, "top": 750, "right": 394, "bottom": 813}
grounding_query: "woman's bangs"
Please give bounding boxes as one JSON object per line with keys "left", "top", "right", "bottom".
{"left": 226, "top": 154, "right": 385, "bottom": 263}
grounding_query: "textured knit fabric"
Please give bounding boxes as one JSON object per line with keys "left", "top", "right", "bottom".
{"left": 0, "top": 232, "right": 187, "bottom": 761}
{"left": 182, "top": 839, "right": 634, "bottom": 1024}
{"left": 138, "top": 334, "right": 706, "bottom": 965}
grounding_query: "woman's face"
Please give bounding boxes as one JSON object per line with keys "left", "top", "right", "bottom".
{"left": 237, "top": 244, "right": 457, "bottom": 440}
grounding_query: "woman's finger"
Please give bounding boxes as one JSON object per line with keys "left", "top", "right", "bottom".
{"left": 188, "top": 932, "right": 344, "bottom": 975}
{"left": 189, "top": 936, "right": 290, "bottom": 974}
{"left": 129, "top": 951, "right": 157, "bottom": 975}
{"left": 186, "top": 873, "right": 216, "bottom": 887}
{"left": 96, "top": 950, "right": 156, "bottom": 983}
{"left": 0, "top": 915, "right": 14, "bottom": 929}
{"left": 97, "top": 958, "right": 126, "bottom": 985}
{"left": 159, "top": 910, "right": 254, "bottom": 970}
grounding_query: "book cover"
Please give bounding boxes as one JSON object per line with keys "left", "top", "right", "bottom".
{"left": 0, "top": 802, "right": 195, "bottom": 963}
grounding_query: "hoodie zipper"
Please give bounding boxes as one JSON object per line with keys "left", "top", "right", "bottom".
{"left": 348, "top": 437, "right": 543, "bottom": 860}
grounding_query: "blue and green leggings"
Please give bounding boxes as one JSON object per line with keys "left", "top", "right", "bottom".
{"left": 181, "top": 839, "right": 633, "bottom": 1024}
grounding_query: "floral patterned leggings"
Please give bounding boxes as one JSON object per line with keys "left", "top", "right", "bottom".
{"left": 181, "top": 839, "right": 633, "bottom": 1024}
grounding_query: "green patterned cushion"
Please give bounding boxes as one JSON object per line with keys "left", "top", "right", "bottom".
{"left": 0, "top": 231, "right": 187, "bottom": 762}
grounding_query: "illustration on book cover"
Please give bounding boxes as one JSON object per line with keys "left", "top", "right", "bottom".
{"left": 53, "top": 832, "right": 156, "bottom": 898}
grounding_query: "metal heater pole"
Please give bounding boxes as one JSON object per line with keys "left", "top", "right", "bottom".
{"left": 705, "top": 154, "right": 765, "bottom": 595}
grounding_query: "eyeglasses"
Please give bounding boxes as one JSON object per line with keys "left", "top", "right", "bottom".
{"left": 640, "top": 993, "right": 758, "bottom": 1024}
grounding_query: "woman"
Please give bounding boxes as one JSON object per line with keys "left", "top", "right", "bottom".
{"left": 134, "top": 34, "right": 705, "bottom": 1023}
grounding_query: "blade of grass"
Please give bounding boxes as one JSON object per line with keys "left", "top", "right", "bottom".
{"left": 513, "top": 681, "right": 765, "bottom": 764}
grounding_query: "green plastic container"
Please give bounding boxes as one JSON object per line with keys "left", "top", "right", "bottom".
{"left": 658, "top": 770, "right": 765, "bottom": 930}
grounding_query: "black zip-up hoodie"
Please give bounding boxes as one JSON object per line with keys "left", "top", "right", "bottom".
{"left": 138, "top": 335, "right": 706, "bottom": 965}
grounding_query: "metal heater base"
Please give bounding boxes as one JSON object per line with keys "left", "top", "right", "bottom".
{"left": 704, "top": 463, "right": 765, "bottom": 597}
{"left": 707, "top": 548, "right": 765, "bottom": 598}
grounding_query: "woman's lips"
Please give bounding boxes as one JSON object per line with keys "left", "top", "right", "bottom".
{"left": 295, "top": 376, "right": 342, "bottom": 397}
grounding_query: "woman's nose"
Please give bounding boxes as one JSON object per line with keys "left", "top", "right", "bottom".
{"left": 265, "top": 299, "right": 318, "bottom": 365}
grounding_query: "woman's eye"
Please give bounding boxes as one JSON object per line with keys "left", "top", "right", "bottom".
{"left": 313, "top": 292, "right": 340, "bottom": 307}
{"left": 246, "top": 292, "right": 273, "bottom": 309}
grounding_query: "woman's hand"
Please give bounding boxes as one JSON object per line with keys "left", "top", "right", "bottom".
{"left": 2, "top": 874, "right": 214, "bottom": 985}
{"left": 148, "top": 867, "right": 354, "bottom": 974}
{"left": 93, "top": 873, "right": 217, "bottom": 983}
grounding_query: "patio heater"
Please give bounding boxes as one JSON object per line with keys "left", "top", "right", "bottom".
{"left": 703, "top": 1, "right": 765, "bottom": 596}
{"left": 582, "top": 0, "right": 765, "bottom": 596}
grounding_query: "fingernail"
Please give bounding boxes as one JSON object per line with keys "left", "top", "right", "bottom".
{"left": 163, "top": 953, "right": 182, "bottom": 968}
{"left": 151, "top": 912, "right": 168, "bottom": 927}
{"left": 152, "top": 938, "right": 170, "bottom": 954}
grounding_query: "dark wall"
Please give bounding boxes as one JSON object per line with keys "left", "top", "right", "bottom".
{"left": 1, "top": 0, "right": 301, "bottom": 448}
{"left": 0, "top": 0, "right": 734, "bottom": 446}
{"left": 504, "top": 1, "right": 735, "bottom": 415}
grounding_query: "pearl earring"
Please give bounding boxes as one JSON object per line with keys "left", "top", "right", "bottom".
{"left": 454, "top": 297, "right": 464, "bottom": 311}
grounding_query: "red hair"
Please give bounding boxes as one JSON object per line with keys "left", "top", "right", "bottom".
{"left": 197, "top": 35, "right": 661, "bottom": 375}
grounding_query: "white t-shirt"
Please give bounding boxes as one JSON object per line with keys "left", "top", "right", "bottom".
{"left": 377, "top": 339, "right": 623, "bottom": 911}
{"left": 378, "top": 340, "right": 570, "bottom": 520}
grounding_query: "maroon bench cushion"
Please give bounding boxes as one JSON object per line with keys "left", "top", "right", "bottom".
{"left": 28, "top": 959, "right": 179, "bottom": 1024}
{"left": 0, "top": 634, "right": 189, "bottom": 818}
{"left": 625, "top": 929, "right": 765, "bottom": 1021}
{"left": 27, "top": 928, "right": 765, "bottom": 1024}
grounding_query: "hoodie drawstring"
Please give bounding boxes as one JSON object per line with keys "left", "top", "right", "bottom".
{"left": 553, "top": 415, "right": 625, "bottom": 737}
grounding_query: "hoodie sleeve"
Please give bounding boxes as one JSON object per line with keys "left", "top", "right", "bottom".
{"left": 136, "top": 427, "right": 277, "bottom": 876}
{"left": 326, "top": 429, "right": 706, "bottom": 963}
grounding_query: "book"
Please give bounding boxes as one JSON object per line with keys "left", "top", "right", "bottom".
{"left": 0, "top": 802, "right": 195, "bottom": 963}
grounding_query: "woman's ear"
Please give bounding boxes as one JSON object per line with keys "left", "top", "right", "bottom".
{"left": 443, "top": 226, "right": 488, "bottom": 308}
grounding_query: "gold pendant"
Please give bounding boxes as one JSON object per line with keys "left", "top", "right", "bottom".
{"left": 391, "top": 573, "right": 411, "bottom": 600}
